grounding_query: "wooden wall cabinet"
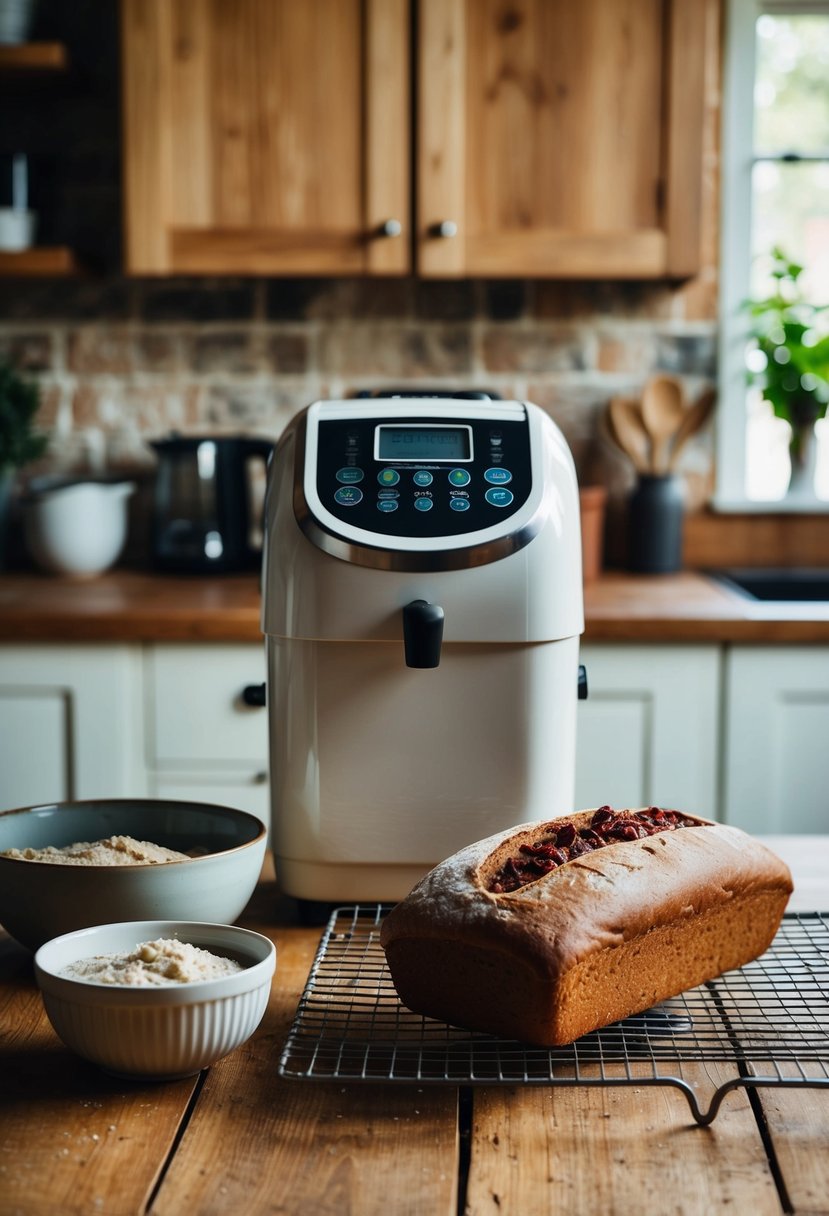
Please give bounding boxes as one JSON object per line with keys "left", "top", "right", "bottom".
{"left": 122, "top": 0, "right": 712, "bottom": 278}
{"left": 418, "top": 0, "right": 712, "bottom": 279}
{"left": 121, "top": 0, "right": 410, "bottom": 275}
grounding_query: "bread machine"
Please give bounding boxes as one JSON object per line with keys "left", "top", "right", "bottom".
{"left": 261, "top": 393, "right": 585, "bottom": 903}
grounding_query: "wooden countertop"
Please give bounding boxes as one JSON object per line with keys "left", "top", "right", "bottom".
{"left": 2, "top": 840, "right": 827, "bottom": 1216}
{"left": 2, "top": 569, "right": 829, "bottom": 644}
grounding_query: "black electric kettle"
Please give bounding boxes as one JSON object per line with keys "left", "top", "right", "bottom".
{"left": 149, "top": 434, "right": 273, "bottom": 573}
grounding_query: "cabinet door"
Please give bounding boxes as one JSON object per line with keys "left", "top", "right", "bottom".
{"left": 418, "top": 0, "right": 711, "bottom": 278}
{"left": 723, "top": 647, "right": 829, "bottom": 834}
{"left": 122, "top": 0, "right": 410, "bottom": 275}
{"left": 0, "top": 646, "right": 146, "bottom": 808}
{"left": 575, "top": 645, "right": 720, "bottom": 815}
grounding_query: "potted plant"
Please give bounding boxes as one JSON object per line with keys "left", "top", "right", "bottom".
{"left": 743, "top": 248, "right": 829, "bottom": 499}
{"left": 0, "top": 359, "right": 48, "bottom": 566}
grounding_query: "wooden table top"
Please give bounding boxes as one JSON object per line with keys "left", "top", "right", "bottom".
{"left": 2, "top": 839, "right": 827, "bottom": 1216}
{"left": 2, "top": 568, "right": 829, "bottom": 643}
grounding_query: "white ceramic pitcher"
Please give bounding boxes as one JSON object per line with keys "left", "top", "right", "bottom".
{"left": 24, "top": 480, "right": 135, "bottom": 577}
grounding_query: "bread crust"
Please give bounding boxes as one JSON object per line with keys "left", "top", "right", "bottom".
{"left": 380, "top": 810, "right": 793, "bottom": 1045}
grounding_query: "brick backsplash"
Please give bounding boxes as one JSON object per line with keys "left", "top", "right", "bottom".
{"left": 0, "top": 276, "right": 717, "bottom": 509}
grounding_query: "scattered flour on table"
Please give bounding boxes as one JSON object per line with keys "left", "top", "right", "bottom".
{"left": 0, "top": 835, "right": 192, "bottom": 865}
{"left": 61, "top": 938, "right": 243, "bottom": 986}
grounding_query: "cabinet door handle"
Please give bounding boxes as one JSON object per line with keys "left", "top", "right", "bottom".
{"left": 241, "top": 683, "right": 266, "bottom": 708}
{"left": 429, "top": 220, "right": 458, "bottom": 238}
{"left": 377, "top": 218, "right": 402, "bottom": 237}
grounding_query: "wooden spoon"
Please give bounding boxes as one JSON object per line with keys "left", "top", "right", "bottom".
{"left": 641, "top": 375, "right": 685, "bottom": 475}
{"left": 607, "top": 396, "right": 652, "bottom": 474}
{"left": 667, "top": 387, "right": 717, "bottom": 470}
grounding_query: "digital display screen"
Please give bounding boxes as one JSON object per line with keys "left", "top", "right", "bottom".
{"left": 376, "top": 426, "right": 472, "bottom": 462}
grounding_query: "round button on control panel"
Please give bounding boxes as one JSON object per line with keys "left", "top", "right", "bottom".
{"left": 484, "top": 487, "right": 514, "bottom": 508}
{"left": 414, "top": 496, "right": 434, "bottom": 512}
{"left": 412, "top": 470, "right": 433, "bottom": 487}
{"left": 448, "top": 468, "right": 471, "bottom": 487}
{"left": 450, "top": 497, "right": 470, "bottom": 512}
{"left": 378, "top": 468, "right": 401, "bottom": 487}
{"left": 484, "top": 467, "right": 512, "bottom": 485}
{"left": 336, "top": 467, "right": 364, "bottom": 484}
{"left": 377, "top": 499, "right": 398, "bottom": 513}
{"left": 334, "top": 486, "right": 363, "bottom": 507}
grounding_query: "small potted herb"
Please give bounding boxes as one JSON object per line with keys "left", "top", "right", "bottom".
{"left": 0, "top": 360, "right": 48, "bottom": 565}
{"left": 743, "top": 248, "right": 829, "bottom": 498}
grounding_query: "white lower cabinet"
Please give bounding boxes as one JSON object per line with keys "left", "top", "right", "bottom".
{"left": 722, "top": 646, "right": 829, "bottom": 835}
{"left": 576, "top": 645, "right": 721, "bottom": 817}
{"left": 146, "top": 644, "right": 270, "bottom": 829}
{"left": 0, "top": 645, "right": 146, "bottom": 808}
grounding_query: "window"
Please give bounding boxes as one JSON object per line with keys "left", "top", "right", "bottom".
{"left": 716, "top": 0, "right": 829, "bottom": 508}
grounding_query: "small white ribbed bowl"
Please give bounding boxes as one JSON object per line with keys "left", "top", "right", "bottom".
{"left": 34, "top": 920, "right": 276, "bottom": 1080}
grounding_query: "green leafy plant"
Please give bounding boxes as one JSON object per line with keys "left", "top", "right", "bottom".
{"left": 0, "top": 360, "right": 48, "bottom": 474}
{"left": 743, "top": 249, "right": 829, "bottom": 463}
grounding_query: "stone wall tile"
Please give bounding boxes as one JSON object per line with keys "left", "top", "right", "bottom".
{"left": 0, "top": 279, "right": 133, "bottom": 322}
{"left": 0, "top": 332, "right": 54, "bottom": 372}
{"left": 414, "top": 280, "right": 477, "bottom": 321}
{"left": 135, "top": 332, "right": 181, "bottom": 373}
{"left": 139, "top": 279, "right": 256, "bottom": 322}
{"left": 265, "top": 333, "right": 309, "bottom": 374}
{"left": 655, "top": 332, "right": 717, "bottom": 377}
{"left": 319, "top": 324, "right": 472, "bottom": 378}
{"left": 73, "top": 383, "right": 200, "bottom": 435}
{"left": 596, "top": 331, "right": 658, "bottom": 374}
{"left": 482, "top": 326, "right": 590, "bottom": 373}
{"left": 67, "top": 327, "right": 134, "bottom": 374}
{"left": 190, "top": 332, "right": 260, "bottom": 375}
{"left": 203, "top": 383, "right": 307, "bottom": 434}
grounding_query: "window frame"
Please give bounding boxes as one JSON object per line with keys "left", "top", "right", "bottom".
{"left": 715, "top": 0, "right": 829, "bottom": 512}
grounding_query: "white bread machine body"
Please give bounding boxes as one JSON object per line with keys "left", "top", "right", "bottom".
{"left": 261, "top": 398, "right": 584, "bottom": 902}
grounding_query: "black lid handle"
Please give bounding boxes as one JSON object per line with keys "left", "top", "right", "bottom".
{"left": 402, "top": 600, "right": 444, "bottom": 669}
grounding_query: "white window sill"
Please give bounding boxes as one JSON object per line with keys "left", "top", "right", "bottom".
{"left": 710, "top": 496, "right": 829, "bottom": 514}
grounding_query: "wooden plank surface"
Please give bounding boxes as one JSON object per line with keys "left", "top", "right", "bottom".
{"left": 0, "top": 935, "right": 198, "bottom": 1216}
{"left": 757, "top": 1089, "right": 829, "bottom": 1216}
{"left": 466, "top": 1065, "right": 783, "bottom": 1216}
{"left": 151, "top": 888, "right": 459, "bottom": 1216}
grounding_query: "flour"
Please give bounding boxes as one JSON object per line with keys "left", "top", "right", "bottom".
{"left": 1, "top": 835, "right": 192, "bottom": 866}
{"left": 61, "top": 938, "right": 243, "bottom": 986}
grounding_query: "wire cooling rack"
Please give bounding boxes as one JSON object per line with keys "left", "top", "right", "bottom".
{"left": 278, "top": 906, "right": 829, "bottom": 1125}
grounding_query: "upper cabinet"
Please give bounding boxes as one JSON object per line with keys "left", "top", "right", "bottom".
{"left": 121, "top": 0, "right": 713, "bottom": 279}
{"left": 418, "top": 0, "right": 712, "bottom": 279}
{"left": 121, "top": 0, "right": 410, "bottom": 275}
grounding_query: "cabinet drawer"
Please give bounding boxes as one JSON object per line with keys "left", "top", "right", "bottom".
{"left": 152, "top": 773, "right": 270, "bottom": 829}
{"left": 149, "top": 645, "right": 267, "bottom": 767}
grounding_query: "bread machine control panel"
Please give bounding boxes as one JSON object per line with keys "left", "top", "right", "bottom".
{"left": 314, "top": 413, "right": 532, "bottom": 538}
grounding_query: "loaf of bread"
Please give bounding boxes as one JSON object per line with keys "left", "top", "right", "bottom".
{"left": 380, "top": 807, "right": 793, "bottom": 1045}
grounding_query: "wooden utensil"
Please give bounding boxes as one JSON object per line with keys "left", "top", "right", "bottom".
{"left": 667, "top": 387, "right": 717, "bottom": 470}
{"left": 641, "top": 375, "right": 685, "bottom": 474}
{"left": 607, "top": 396, "right": 652, "bottom": 474}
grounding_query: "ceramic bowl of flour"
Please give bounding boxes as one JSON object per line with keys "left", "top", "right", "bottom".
{"left": 0, "top": 800, "right": 267, "bottom": 950}
{"left": 34, "top": 919, "right": 276, "bottom": 1079}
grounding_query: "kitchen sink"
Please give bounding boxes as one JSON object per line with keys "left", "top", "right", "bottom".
{"left": 712, "top": 568, "right": 829, "bottom": 602}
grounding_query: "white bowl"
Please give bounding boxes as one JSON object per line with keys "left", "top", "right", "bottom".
{"left": 23, "top": 480, "right": 135, "bottom": 577}
{"left": 0, "top": 799, "right": 267, "bottom": 950}
{"left": 34, "top": 920, "right": 276, "bottom": 1079}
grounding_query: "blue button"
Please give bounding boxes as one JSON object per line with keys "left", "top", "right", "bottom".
{"left": 377, "top": 489, "right": 399, "bottom": 500}
{"left": 377, "top": 499, "right": 398, "bottom": 513}
{"left": 378, "top": 468, "right": 400, "bottom": 487}
{"left": 484, "top": 467, "right": 512, "bottom": 485}
{"left": 485, "top": 487, "right": 514, "bottom": 508}
{"left": 448, "top": 468, "right": 471, "bottom": 487}
{"left": 336, "top": 467, "right": 364, "bottom": 484}
{"left": 450, "top": 497, "right": 470, "bottom": 512}
{"left": 414, "top": 496, "right": 433, "bottom": 512}
{"left": 334, "top": 486, "right": 363, "bottom": 507}
{"left": 413, "top": 470, "right": 433, "bottom": 487}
